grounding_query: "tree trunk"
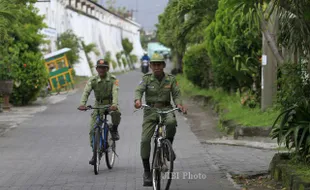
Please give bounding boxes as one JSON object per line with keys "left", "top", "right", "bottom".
{"left": 176, "top": 52, "right": 183, "bottom": 73}
{"left": 260, "top": 18, "right": 284, "bottom": 65}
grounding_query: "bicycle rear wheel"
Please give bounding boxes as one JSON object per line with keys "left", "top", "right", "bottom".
{"left": 105, "top": 124, "right": 116, "bottom": 169}
{"left": 93, "top": 128, "right": 101, "bottom": 175}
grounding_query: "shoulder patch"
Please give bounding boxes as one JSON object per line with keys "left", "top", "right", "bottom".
{"left": 110, "top": 74, "right": 116, "bottom": 79}
{"left": 168, "top": 74, "right": 176, "bottom": 79}
{"left": 114, "top": 79, "right": 119, "bottom": 86}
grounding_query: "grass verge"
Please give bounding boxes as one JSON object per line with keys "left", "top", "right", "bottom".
{"left": 73, "top": 75, "right": 89, "bottom": 85}
{"left": 176, "top": 74, "right": 280, "bottom": 127}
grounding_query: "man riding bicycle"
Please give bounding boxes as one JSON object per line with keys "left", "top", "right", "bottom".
{"left": 78, "top": 59, "right": 121, "bottom": 165}
{"left": 134, "top": 54, "right": 187, "bottom": 186}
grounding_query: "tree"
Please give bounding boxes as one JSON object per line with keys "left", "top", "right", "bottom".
{"left": 156, "top": 0, "right": 218, "bottom": 71}
{"left": 105, "top": 0, "right": 131, "bottom": 18}
{"left": 82, "top": 42, "right": 100, "bottom": 75}
{"left": 121, "top": 38, "right": 134, "bottom": 68}
{"left": 183, "top": 44, "right": 211, "bottom": 88}
{"left": 227, "top": 0, "right": 310, "bottom": 64}
{"left": 0, "top": 0, "right": 16, "bottom": 40}
{"left": 205, "top": 0, "right": 262, "bottom": 93}
{"left": 56, "top": 30, "right": 82, "bottom": 66}
{"left": 121, "top": 38, "right": 133, "bottom": 56}
{"left": 1, "top": 0, "right": 49, "bottom": 105}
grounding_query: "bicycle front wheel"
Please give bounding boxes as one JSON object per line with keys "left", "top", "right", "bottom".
{"left": 93, "top": 127, "right": 101, "bottom": 175}
{"left": 152, "top": 149, "right": 161, "bottom": 190}
{"left": 161, "top": 139, "right": 174, "bottom": 190}
{"left": 105, "top": 125, "right": 116, "bottom": 169}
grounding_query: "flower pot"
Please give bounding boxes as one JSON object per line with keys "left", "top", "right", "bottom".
{"left": 2, "top": 95, "right": 11, "bottom": 110}
{"left": 0, "top": 80, "right": 14, "bottom": 95}
{"left": 0, "top": 80, "right": 14, "bottom": 111}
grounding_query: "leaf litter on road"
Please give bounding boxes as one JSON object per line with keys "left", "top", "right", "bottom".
{"left": 232, "top": 173, "right": 284, "bottom": 190}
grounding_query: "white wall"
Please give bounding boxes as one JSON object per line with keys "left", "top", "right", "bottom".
{"left": 35, "top": 0, "right": 144, "bottom": 76}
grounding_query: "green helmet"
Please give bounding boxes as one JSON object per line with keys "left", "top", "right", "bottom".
{"left": 150, "top": 53, "right": 165, "bottom": 64}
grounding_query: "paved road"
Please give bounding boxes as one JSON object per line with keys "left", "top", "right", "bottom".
{"left": 0, "top": 68, "right": 237, "bottom": 190}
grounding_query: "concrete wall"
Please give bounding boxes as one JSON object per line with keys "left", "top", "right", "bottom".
{"left": 35, "top": 0, "right": 144, "bottom": 76}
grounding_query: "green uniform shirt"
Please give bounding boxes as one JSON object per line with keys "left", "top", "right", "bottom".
{"left": 80, "top": 72, "right": 119, "bottom": 106}
{"left": 134, "top": 73, "right": 182, "bottom": 105}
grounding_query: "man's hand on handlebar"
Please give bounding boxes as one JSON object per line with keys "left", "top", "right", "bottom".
{"left": 134, "top": 99, "right": 142, "bottom": 109}
{"left": 177, "top": 104, "right": 187, "bottom": 114}
{"left": 109, "top": 105, "right": 118, "bottom": 111}
{"left": 78, "top": 105, "right": 88, "bottom": 111}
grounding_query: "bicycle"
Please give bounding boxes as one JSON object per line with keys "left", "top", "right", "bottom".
{"left": 135, "top": 104, "right": 182, "bottom": 190}
{"left": 82, "top": 105, "right": 117, "bottom": 175}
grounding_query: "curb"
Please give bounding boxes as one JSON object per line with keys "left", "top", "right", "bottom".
{"left": 270, "top": 153, "right": 310, "bottom": 190}
{"left": 190, "top": 95, "right": 272, "bottom": 139}
{"left": 202, "top": 139, "right": 280, "bottom": 150}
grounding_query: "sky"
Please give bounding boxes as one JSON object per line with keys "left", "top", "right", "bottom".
{"left": 100, "top": 0, "right": 169, "bottom": 31}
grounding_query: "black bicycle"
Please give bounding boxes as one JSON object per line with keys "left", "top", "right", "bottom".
{"left": 84, "top": 105, "right": 117, "bottom": 175}
{"left": 135, "top": 104, "right": 182, "bottom": 190}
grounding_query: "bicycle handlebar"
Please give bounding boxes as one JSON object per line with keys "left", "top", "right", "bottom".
{"left": 134, "top": 104, "right": 182, "bottom": 114}
{"left": 77, "top": 105, "right": 111, "bottom": 111}
{"left": 87, "top": 105, "right": 111, "bottom": 110}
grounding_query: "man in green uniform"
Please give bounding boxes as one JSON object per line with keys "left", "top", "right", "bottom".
{"left": 134, "top": 54, "right": 187, "bottom": 186}
{"left": 78, "top": 59, "right": 121, "bottom": 165}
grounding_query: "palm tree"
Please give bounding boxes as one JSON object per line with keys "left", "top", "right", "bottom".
{"left": 82, "top": 42, "right": 100, "bottom": 75}
{"left": 228, "top": 0, "right": 310, "bottom": 64}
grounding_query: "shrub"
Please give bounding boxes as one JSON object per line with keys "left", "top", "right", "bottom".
{"left": 10, "top": 52, "right": 48, "bottom": 105}
{"left": 122, "top": 57, "right": 127, "bottom": 67}
{"left": 130, "top": 54, "right": 138, "bottom": 64}
{"left": 183, "top": 43, "right": 210, "bottom": 88}
{"left": 56, "top": 30, "right": 81, "bottom": 66}
{"left": 116, "top": 52, "right": 122, "bottom": 67}
{"left": 0, "top": 0, "right": 48, "bottom": 105}
{"left": 121, "top": 38, "right": 133, "bottom": 55}
{"left": 277, "top": 62, "right": 310, "bottom": 110}
{"left": 271, "top": 99, "right": 310, "bottom": 163}
{"left": 111, "top": 60, "right": 117, "bottom": 69}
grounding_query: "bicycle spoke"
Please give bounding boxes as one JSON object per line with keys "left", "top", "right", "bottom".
{"left": 105, "top": 127, "right": 116, "bottom": 169}
{"left": 93, "top": 128, "right": 101, "bottom": 175}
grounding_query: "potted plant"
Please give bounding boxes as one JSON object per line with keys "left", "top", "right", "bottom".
{"left": 0, "top": 51, "right": 14, "bottom": 110}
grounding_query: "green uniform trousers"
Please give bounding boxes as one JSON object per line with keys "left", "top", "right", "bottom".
{"left": 140, "top": 108, "right": 177, "bottom": 159}
{"left": 89, "top": 107, "right": 121, "bottom": 148}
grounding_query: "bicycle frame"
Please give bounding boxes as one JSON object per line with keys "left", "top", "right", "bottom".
{"left": 154, "top": 114, "right": 167, "bottom": 148}
{"left": 135, "top": 104, "right": 180, "bottom": 152}
{"left": 92, "top": 107, "right": 110, "bottom": 152}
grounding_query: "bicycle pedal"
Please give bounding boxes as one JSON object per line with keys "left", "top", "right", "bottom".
{"left": 162, "top": 165, "right": 168, "bottom": 172}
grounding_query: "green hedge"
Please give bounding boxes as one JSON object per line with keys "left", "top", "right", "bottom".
{"left": 183, "top": 44, "right": 211, "bottom": 88}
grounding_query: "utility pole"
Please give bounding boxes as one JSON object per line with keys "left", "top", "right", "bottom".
{"left": 131, "top": 0, "right": 138, "bottom": 21}
{"left": 261, "top": 12, "right": 279, "bottom": 111}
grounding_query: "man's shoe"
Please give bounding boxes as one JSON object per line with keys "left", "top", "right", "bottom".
{"left": 89, "top": 156, "right": 95, "bottom": 165}
{"left": 143, "top": 171, "right": 152, "bottom": 186}
{"left": 111, "top": 130, "right": 120, "bottom": 141}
